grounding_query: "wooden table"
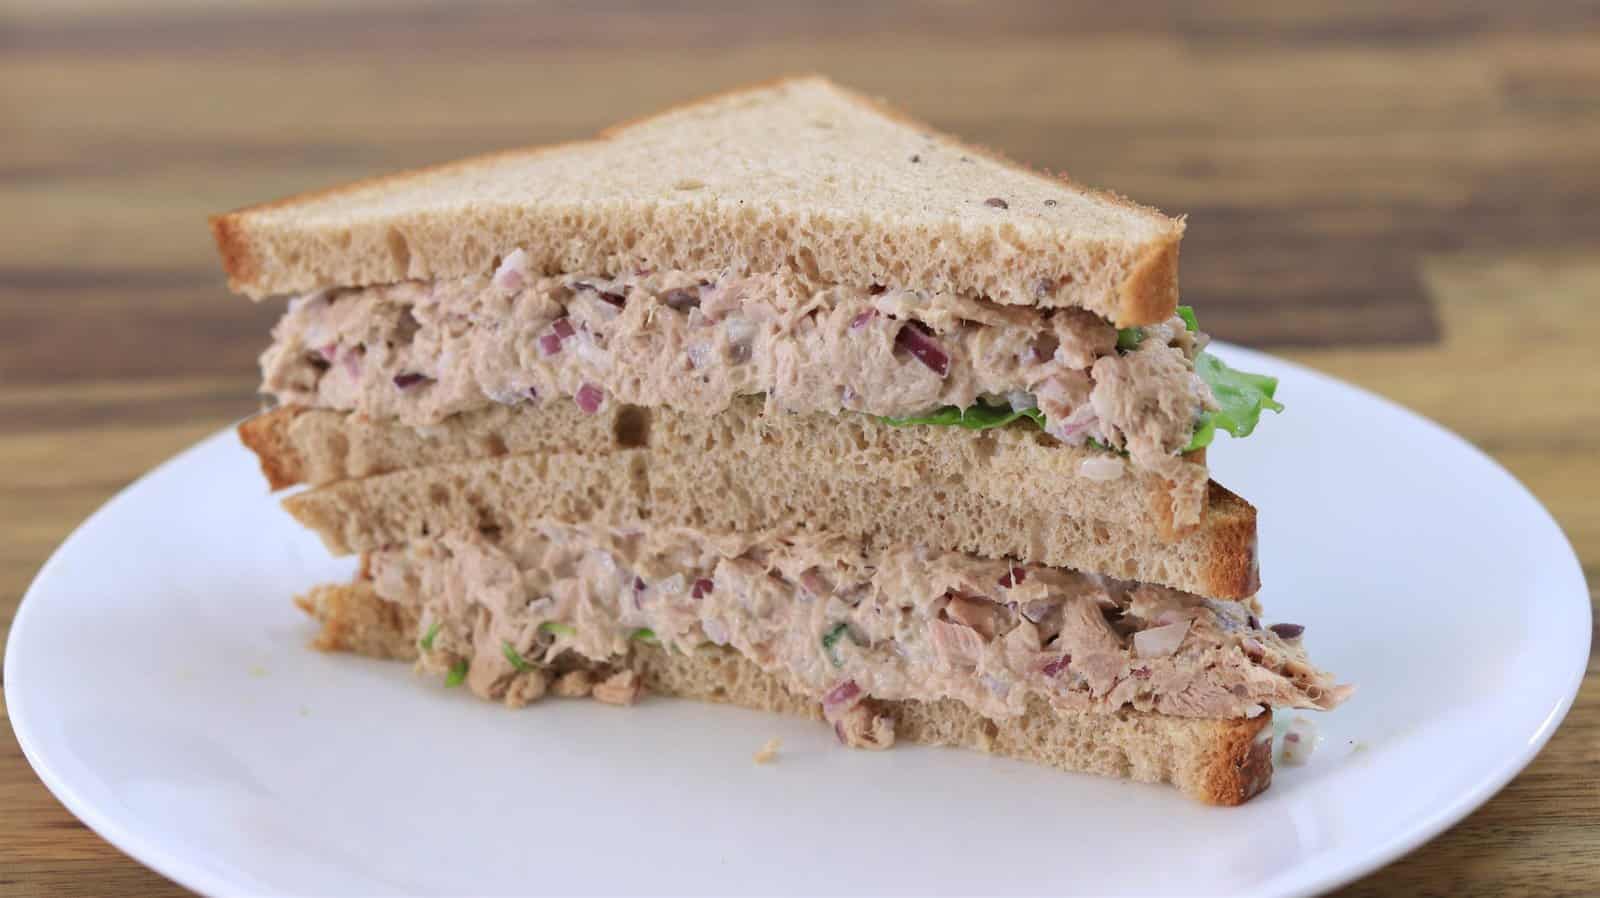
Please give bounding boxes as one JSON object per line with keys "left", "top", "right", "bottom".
{"left": 3, "top": 3, "right": 1595, "bottom": 895}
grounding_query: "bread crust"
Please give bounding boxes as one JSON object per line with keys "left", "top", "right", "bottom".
{"left": 237, "top": 407, "right": 307, "bottom": 491}
{"left": 209, "top": 75, "right": 1181, "bottom": 323}
{"left": 299, "top": 577, "right": 1271, "bottom": 805}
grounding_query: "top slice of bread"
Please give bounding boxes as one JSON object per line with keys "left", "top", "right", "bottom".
{"left": 210, "top": 76, "right": 1184, "bottom": 325}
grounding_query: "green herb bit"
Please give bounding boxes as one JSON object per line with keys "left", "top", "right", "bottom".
{"left": 629, "top": 628, "right": 659, "bottom": 645}
{"left": 1176, "top": 305, "right": 1199, "bottom": 332}
{"left": 444, "top": 659, "right": 468, "bottom": 688}
{"left": 502, "top": 641, "right": 534, "bottom": 673}
{"left": 539, "top": 621, "right": 576, "bottom": 637}
{"left": 419, "top": 621, "right": 442, "bottom": 652}
{"left": 1116, "top": 326, "right": 1145, "bottom": 351}
{"left": 821, "top": 623, "right": 850, "bottom": 668}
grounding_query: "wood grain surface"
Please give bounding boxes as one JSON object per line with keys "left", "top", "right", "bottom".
{"left": 2, "top": 2, "right": 1596, "bottom": 895}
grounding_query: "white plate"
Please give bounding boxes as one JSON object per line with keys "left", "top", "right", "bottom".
{"left": 7, "top": 344, "right": 1589, "bottom": 898}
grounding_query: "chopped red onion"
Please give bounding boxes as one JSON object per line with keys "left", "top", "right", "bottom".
{"left": 894, "top": 322, "right": 950, "bottom": 377}
{"left": 691, "top": 578, "right": 714, "bottom": 599}
{"left": 1041, "top": 655, "right": 1071, "bottom": 677}
{"left": 552, "top": 318, "right": 576, "bottom": 340}
{"left": 392, "top": 372, "right": 430, "bottom": 390}
{"left": 1131, "top": 666, "right": 1152, "bottom": 680}
{"left": 537, "top": 333, "right": 563, "bottom": 356}
{"left": 1247, "top": 614, "right": 1261, "bottom": 630}
{"left": 633, "top": 576, "right": 646, "bottom": 592}
{"left": 822, "top": 679, "right": 861, "bottom": 710}
{"left": 849, "top": 309, "right": 877, "bottom": 329}
{"left": 997, "top": 565, "right": 1027, "bottom": 588}
{"left": 1269, "top": 623, "right": 1305, "bottom": 640}
{"left": 598, "top": 291, "right": 626, "bottom": 308}
{"left": 575, "top": 383, "right": 605, "bottom": 414}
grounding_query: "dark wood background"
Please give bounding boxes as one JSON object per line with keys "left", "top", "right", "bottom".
{"left": 3, "top": 2, "right": 1597, "bottom": 895}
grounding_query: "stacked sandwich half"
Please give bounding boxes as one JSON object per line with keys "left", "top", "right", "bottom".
{"left": 217, "top": 77, "right": 1348, "bottom": 804}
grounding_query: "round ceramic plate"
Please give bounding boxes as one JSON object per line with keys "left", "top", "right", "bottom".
{"left": 7, "top": 345, "right": 1589, "bottom": 897}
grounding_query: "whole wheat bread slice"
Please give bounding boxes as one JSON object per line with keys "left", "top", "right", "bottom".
{"left": 271, "top": 410, "right": 1257, "bottom": 598}
{"left": 241, "top": 396, "right": 1212, "bottom": 534}
{"left": 211, "top": 76, "right": 1183, "bottom": 326}
{"left": 298, "top": 578, "right": 1274, "bottom": 805}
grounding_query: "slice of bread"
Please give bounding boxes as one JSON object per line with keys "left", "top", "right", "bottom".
{"left": 298, "top": 578, "right": 1274, "bottom": 805}
{"left": 241, "top": 391, "right": 1223, "bottom": 539}
{"left": 271, "top": 413, "right": 1256, "bottom": 598}
{"left": 210, "top": 76, "right": 1183, "bottom": 325}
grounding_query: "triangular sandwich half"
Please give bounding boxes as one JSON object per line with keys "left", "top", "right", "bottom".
{"left": 214, "top": 77, "right": 1338, "bottom": 804}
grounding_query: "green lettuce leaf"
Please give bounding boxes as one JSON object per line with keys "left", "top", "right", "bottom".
{"left": 880, "top": 403, "right": 1044, "bottom": 431}
{"left": 1176, "top": 305, "right": 1199, "bottom": 332}
{"left": 1185, "top": 351, "right": 1284, "bottom": 451}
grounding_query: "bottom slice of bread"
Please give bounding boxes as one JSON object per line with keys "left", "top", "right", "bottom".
{"left": 298, "top": 579, "right": 1275, "bottom": 805}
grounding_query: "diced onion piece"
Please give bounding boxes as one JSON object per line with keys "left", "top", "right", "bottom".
{"left": 575, "top": 383, "right": 605, "bottom": 414}
{"left": 997, "top": 565, "right": 1027, "bottom": 588}
{"left": 691, "top": 578, "right": 714, "bottom": 599}
{"left": 1040, "top": 654, "right": 1071, "bottom": 677}
{"left": 822, "top": 679, "right": 861, "bottom": 711}
{"left": 552, "top": 318, "right": 576, "bottom": 340}
{"left": 849, "top": 309, "right": 877, "bottom": 329}
{"left": 1270, "top": 623, "right": 1305, "bottom": 640}
{"left": 1079, "top": 455, "right": 1124, "bottom": 482}
{"left": 1133, "top": 620, "right": 1191, "bottom": 658}
{"left": 894, "top": 322, "right": 950, "bottom": 377}
{"left": 492, "top": 248, "right": 528, "bottom": 290}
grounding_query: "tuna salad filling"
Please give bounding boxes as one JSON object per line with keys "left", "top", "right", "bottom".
{"left": 261, "top": 252, "right": 1254, "bottom": 522}
{"left": 370, "top": 522, "right": 1349, "bottom": 745}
